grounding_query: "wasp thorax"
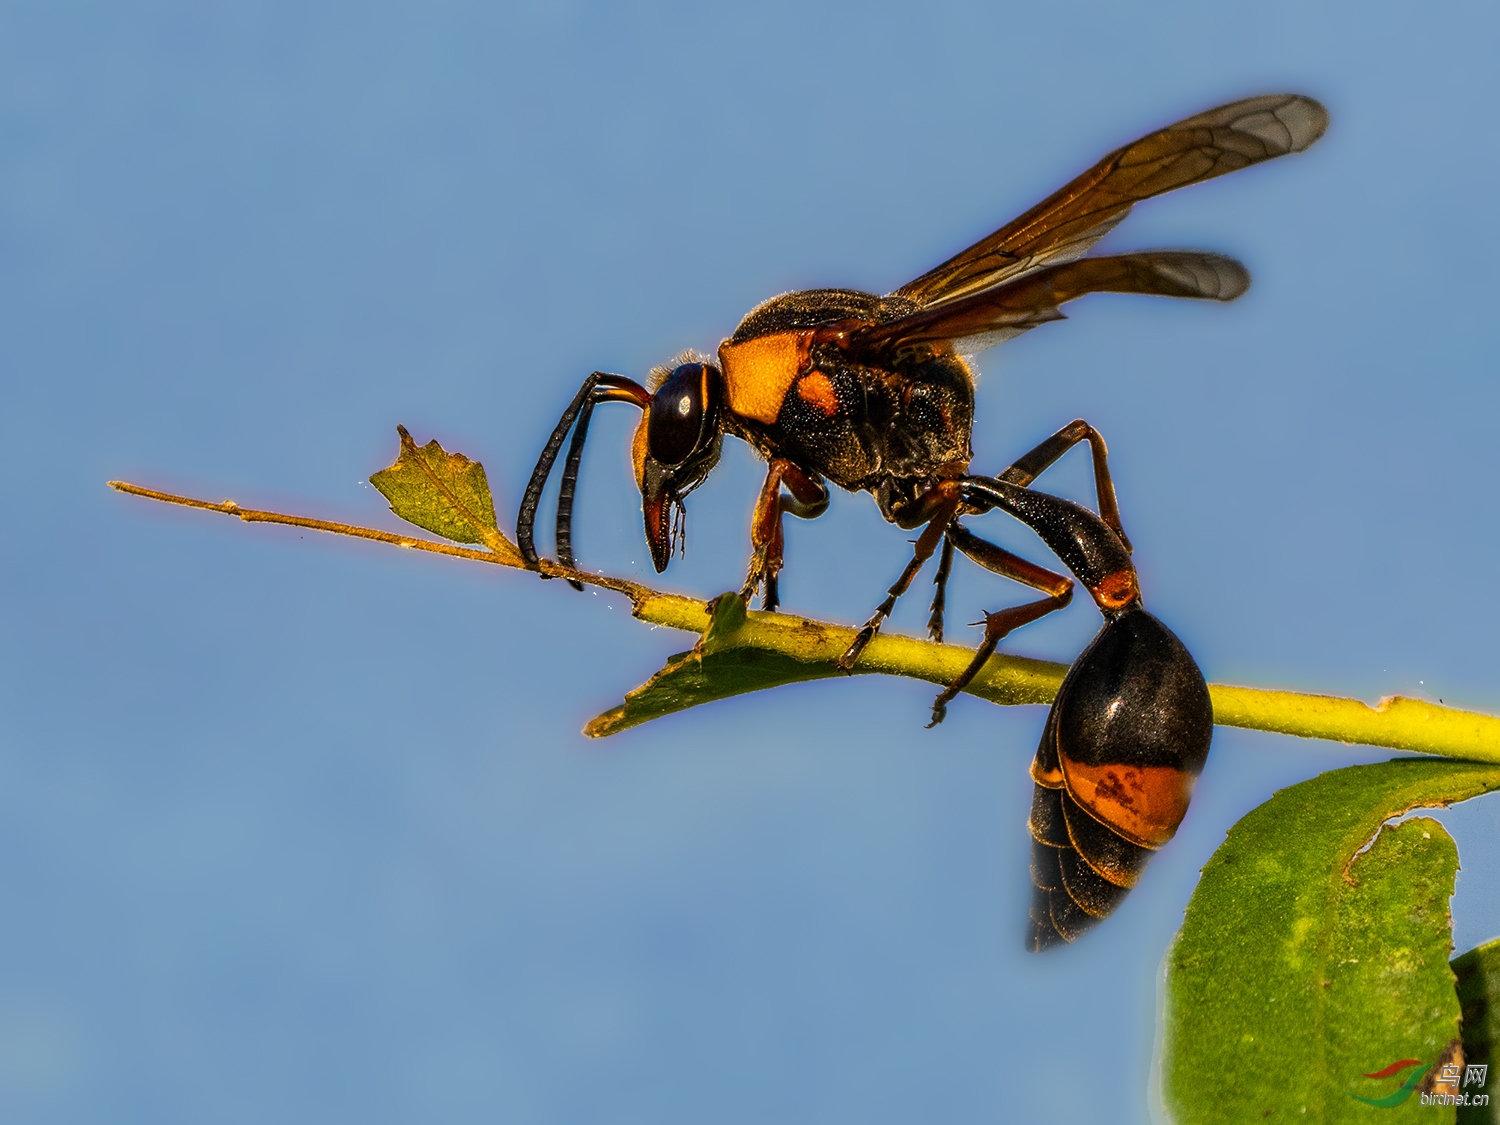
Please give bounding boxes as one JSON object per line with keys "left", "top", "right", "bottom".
{"left": 647, "top": 363, "right": 719, "bottom": 467}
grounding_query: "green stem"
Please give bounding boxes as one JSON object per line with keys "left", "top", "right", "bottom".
{"left": 616, "top": 593, "right": 1500, "bottom": 760}
{"left": 110, "top": 479, "right": 1500, "bottom": 761}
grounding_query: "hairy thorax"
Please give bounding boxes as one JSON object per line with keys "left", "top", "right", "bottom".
{"left": 717, "top": 288, "right": 976, "bottom": 523}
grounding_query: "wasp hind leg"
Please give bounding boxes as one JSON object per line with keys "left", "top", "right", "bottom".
{"left": 741, "top": 459, "right": 829, "bottom": 611}
{"left": 925, "top": 520, "right": 1074, "bottom": 726}
{"left": 927, "top": 593, "right": 1071, "bottom": 727}
{"left": 998, "top": 419, "right": 1131, "bottom": 553}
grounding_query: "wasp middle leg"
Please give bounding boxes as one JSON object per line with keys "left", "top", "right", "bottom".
{"left": 837, "top": 484, "right": 1077, "bottom": 674}
{"left": 837, "top": 480, "right": 965, "bottom": 670}
{"left": 926, "top": 535, "right": 956, "bottom": 642}
{"left": 924, "top": 418, "right": 1128, "bottom": 642}
{"left": 924, "top": 519, "right": 1077, "bottom": 725}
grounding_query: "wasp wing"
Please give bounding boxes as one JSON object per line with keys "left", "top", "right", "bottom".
{"left": 893, "top": 94, "right": 1326, "bottom": 309}
{"left": 857, "top": 251, "right": 1249, "bottom": 357}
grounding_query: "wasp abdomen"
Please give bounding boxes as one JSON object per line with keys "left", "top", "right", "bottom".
{"left": 1026, "top": 608, "right": 1212, "bottom": 951}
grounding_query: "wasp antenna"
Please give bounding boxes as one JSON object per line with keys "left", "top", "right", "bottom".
{"left": 518, "top": 372, "right": 649, "bottom": 574}
{"left": 519, "top": 375, "right": 602, "bottom": 568}
{"left": 555, "top": 396, "right": 599, "bottom": 589}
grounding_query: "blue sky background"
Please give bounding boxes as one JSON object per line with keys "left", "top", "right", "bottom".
{"left": 3, "top": 1, "right": 1499, "bottom": 1121}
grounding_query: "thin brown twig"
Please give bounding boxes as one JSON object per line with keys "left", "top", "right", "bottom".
{"left": 108, "top": 480, "right": 656, "bottom": 604}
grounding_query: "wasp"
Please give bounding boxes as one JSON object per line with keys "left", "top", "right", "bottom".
{"left": 922, "top": 474, "right": 1212, "bottom": 948}
{"left": 518, "top": 94, "right": 1326, "bottom": 695}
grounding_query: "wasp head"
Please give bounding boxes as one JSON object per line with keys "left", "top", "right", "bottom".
{"left": 633, "top": 359, "right": 724, "bottom": 571}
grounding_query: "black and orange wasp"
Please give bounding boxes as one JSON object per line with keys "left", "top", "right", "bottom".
{"left": 517, "top": 93, "right": 1327, "bottom": 714}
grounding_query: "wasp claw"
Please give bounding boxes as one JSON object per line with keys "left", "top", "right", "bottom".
{"left": 762, "top": 569, "right": 780, "bottom": 612}
{"left": 838, "top": 629, "right": 873, "bottom": 671}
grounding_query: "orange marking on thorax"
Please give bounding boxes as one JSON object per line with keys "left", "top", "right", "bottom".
{"left": 718, "top": 332, "right": 810, "bottom": 425}
{"left": 1091, "top": 567, "right": 1139, "bottom": 610}
{"left": 796, "top": 371, "right": 840, "bottom": 416}
{"left": 1060, "top": 758, "right": 1194, "bottom": 849}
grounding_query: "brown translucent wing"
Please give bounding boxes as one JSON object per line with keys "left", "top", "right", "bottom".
{"left": 894, "top": 94, "right": 1327, "bottom": 309}
{"left": 856, "top": 251, "right": 1248, "bottom": 357}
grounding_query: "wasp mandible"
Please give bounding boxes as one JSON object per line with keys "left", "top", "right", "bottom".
{"left": 517, "top": 94, "right": 1327, "bottom": 688}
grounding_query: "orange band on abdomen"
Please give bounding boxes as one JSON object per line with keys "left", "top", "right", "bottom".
{"left": 1061, "top": 758, "right": 1195, "bottom": 849}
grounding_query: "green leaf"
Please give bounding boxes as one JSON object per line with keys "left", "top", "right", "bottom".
{"left": 586, "top": 593, "right": 840, "bottom": 737}
{"left": 588, "top": 591, "right": 1065, "bottom": 737}
{"left": 1162, "top": 758, "right": 1500, "bottom": 1123}
{"left": 369, "top": 426, "right": 518, "bottom": 559}
{"left": 1454, "top": 936, "right": 1500, "bottom": 1124}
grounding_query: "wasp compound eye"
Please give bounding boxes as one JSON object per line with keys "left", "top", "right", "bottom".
{"left": 647, "top": 363, "right": 711, "bottom": 468}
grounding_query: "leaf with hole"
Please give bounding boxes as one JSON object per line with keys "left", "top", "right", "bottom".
{"left": 1162, "top": 758, "right": 1500, "bottom": 1123}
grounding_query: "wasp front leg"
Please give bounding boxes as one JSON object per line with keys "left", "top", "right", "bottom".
{"left": 742, "top": 459, "right": 829, "bottom": 611}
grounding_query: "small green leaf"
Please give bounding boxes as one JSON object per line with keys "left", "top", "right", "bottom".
{"left": 369, "top": 426, "right": 518, "bottom": 558}
{"left": 1162, "top": 758, "right": 1500, "bottom": 1123}
{"left": 1454, "top": 936, "right": 1500, "bottom": 1124}
{"left": 699, "top": 591, "right": 750, "bottom": 654}
{"left": 590, "top": 591, "right": 1065, "bottom": 737}
{"left": 586, "top": 593, "right": 838, "bottom": 736}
